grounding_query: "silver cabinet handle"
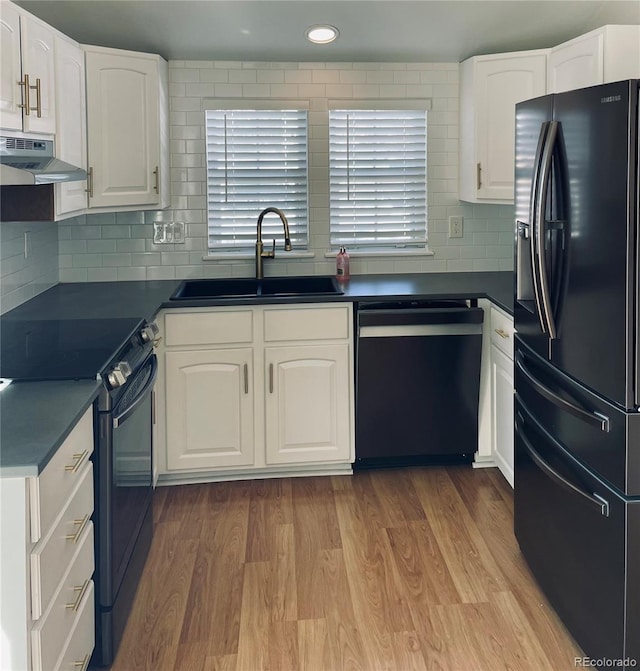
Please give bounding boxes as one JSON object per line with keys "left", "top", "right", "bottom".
{"left": 153, "top": 166, "right": 159, "bottom": 194}
{"left": 243, "top": 363, "right": 249, "bottom": 394}
{"left": 85, "top": 167, "right": 94, "bottom": 198}
{"left": 494, "top": 328, "right": 510, "bottom": 339}
{"left": 33, "top": 77, "right": 42, "bottom": 117}
{"left": 269, "top": 363, "right": 274, "bottom": 394}
{"left": 18, "top": 73, "right": 30, "bottom": 114}
{"left": 476, "top": 162, "right": 482, "bottom": 190}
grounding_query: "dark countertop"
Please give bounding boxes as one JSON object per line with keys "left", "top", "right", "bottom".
{"left": 159, "top": 271, "right": 514, "bottom": 315}
{"left": 1, "top": 272, "right": 514, "bottom": 323}
{"left": 0, "top": 379, "right": 101, "bottom": 478}
{"left": 2, "top": 280, "right": 180, "bottom": 323}
{"left": 0, "top": 271, "right": 513, "bottom": 477}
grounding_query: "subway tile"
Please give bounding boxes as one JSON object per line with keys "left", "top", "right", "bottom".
{"left": 88, "top": 267, "right": 118, "bottom": 281}
{"left": 147, "top": 266, "right": 176, "bottom": 280}
{"left": 117, "top": 267, "right": 147, "bottom": 281}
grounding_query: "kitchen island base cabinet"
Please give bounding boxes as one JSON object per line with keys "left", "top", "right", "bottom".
{"left": 157, "top": 304, "right": 354, "bottom": 482}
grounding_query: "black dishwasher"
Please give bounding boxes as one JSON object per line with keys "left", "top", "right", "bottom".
{"left": 355, "top": 300, "right": 484, "bottom": 468}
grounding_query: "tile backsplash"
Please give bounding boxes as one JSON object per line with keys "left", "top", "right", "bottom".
{"left": 0, "top": 221, "right": 58, "bottom": 314}
{"left": 2, "top": 60, "right": 515, "bottom": 307}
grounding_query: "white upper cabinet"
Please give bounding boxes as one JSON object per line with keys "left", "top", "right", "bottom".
{"left": 548, "top": 26, "right": 640, "bottom": 94}
{"left": 54, "top": 33, "right": 87, "bottom": 219}
{"left": 0, "top": 2, "right": 56, "bottom": 134}
{"left": 459, "top": 50, "right": 548, "bottom": 203}
{"left": 84, "top": 45, "right": 169, "bottom": 210}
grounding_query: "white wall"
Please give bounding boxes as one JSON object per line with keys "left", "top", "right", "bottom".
{"left": 58, "top": 59, "right": 514, "bottom": 283}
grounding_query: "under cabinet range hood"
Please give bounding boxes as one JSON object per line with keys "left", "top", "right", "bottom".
{"left": 0, "top": 136, "right": 87, "bottom": 185}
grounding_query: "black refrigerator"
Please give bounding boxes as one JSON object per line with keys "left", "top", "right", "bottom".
{"left": 514, "top": 79, "right": 640, "bottom": 669}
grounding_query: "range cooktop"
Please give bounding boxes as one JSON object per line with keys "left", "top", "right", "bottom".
{"left": 0, "top": 317, "right": 144, "bottom": 381}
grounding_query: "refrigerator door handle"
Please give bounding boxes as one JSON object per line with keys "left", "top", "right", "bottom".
{"left": 516, "top": 351, "right": 610, "bottom": 433}
{"left": 516, "top": 410, "right": 610, "bottom": 517}
{"left": 530, "top": 121, "right": 550, "bottom": 334}
{"left": 535, "top": 120, "right": 559, "bottom": 340}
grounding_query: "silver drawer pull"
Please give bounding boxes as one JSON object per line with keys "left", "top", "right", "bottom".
{"left": 66, "top": 514, "right": 90, "bottom": 543}
{"left": 65, "top": 450, "right": 89, "bottom": 473}
{"left": 494, "top": 328, "right": 510, "bottom": 339}
{"left": 66, "top": 579, "right": 90, "bottom": 612}
{"left": 74, "top": 653, "right": 90, "bottom": 670}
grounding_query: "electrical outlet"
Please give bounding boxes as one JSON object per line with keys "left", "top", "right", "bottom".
{"left": 153, "top": 222, "right": 185, "bottom": 244}
{"left": 448, "top": 215, "right": 464, "bottom": 238}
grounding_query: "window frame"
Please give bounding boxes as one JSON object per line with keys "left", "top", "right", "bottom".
{"left": 204, "top": 99, "right": 310, "bottom": 254}
{"left": 328, "top": 99, "right": 431, "bottom": 253}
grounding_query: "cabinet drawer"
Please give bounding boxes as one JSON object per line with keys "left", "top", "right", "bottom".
{"left": 165, "top": 310, "right": 253, "bottom": 346}
{"left": 31, "top": 525, "right": 94, "bottom": 671}
{"left": 30, "top": 407, "right": 93, "bottom": 543}
{"left": 31, "top": 463, "right": 94, "bottom": 620}
{"left": 264, "top": 305, "right": 350, "bottom": 342}
{"left": 490, "top": 306, "right": 514, "bottom": 359}
{"left": 53, "top": 581, "right": 95, "bottom": 671}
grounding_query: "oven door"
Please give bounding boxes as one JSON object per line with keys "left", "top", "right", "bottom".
{"left": 96, "top": 353, "right": 157, "bottom": 607}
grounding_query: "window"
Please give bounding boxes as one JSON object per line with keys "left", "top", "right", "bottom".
{"left": 206, "top": 109, "right": 309, "bottom": 252}
{"left": 329, "top": 108, "right": 427, "bottom": 250}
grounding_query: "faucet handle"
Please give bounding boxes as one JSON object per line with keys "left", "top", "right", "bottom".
{"left": 261, "top": 239, "right": 275, "bottom": 259}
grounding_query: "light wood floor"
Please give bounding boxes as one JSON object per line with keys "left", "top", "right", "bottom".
{"left": 111, "top": 466, "right": 583, "bottom": 671}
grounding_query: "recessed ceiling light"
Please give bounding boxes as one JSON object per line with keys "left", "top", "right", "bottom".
{"left": 305, "top": 25, "right": 339, "bottom": 45}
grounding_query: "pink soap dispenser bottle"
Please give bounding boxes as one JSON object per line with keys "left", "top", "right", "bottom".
{"left": 336, "top": 246, "right": 350, "bottom": 281}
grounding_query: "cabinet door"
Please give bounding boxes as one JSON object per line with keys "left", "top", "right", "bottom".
{"left": 20, "top": 13, "right": 56, "bottom": 134}
{"left": 0, "top": 2, "right": 23, "bottom": 131}
{"left": 548, "top": 31, "right": 603, "bottom": 94}
{"left": 54, "top": 35, "right": 87, "bottom": 218}
{"left": 265, "top": 344, "right": 351, "bottom": 465}
{"left": 475, "top": 54, "right": 547, "bottom": 201}
{"left": 491, "top": 344, "right": 514, "bottom": 487}
{"left": 85, "top": 49, "right": 160, "bottom": 208}
{"left": 165, "top": 349, "right": 254, "bottom": 471}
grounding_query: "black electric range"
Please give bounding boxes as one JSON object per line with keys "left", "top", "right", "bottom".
{"left": 0, "top": 317, "right": 146, "bottom": 381}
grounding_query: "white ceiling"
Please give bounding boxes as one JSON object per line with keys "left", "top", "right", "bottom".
{"left": 15, "top": 0, "right": 640, "bottom": 63}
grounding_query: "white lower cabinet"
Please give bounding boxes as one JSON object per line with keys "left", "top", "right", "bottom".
{"left": 158, "top": 303, "right": 354, "bottom": 481}
{"left": 475, "top": 300, "right": 514, "bottom": 487}
{"left": 0, "top": 406, "right": 95, "bottom": 671}
{"left": 491, "top": 342, "right": 514, "bottom": 487}
{"left": 165, "top": 348, "right": 255, "bottom": 470}
{"left": 264, "top": 343, "right": 351, "bottom": 465}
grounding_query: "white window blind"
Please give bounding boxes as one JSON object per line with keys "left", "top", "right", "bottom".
{"left": 206, "top": 109, "right": 309, "bottom": 251}
{"left": 329, "top": 109, "right": 427, "bottom": 249}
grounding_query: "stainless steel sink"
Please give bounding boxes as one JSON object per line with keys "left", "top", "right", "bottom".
{"left": 170, "top": 276, "right": 344, "bottom": 300}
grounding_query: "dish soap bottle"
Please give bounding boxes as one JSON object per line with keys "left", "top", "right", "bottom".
{"left": 336, "top": 246, "right": 350, "bottom": 281}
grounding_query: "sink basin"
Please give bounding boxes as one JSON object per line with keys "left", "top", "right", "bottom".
{"left": 170, "top": 276, "right": 344, "bottom": 300}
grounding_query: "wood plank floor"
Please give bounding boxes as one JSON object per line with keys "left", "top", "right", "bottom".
{"left": 110, "top": 466, "right": 583, "bottom": 671}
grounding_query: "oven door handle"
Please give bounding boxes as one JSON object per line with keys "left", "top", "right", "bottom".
{"left": 113, "top": 355, "right": 158, "bottom": 429}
